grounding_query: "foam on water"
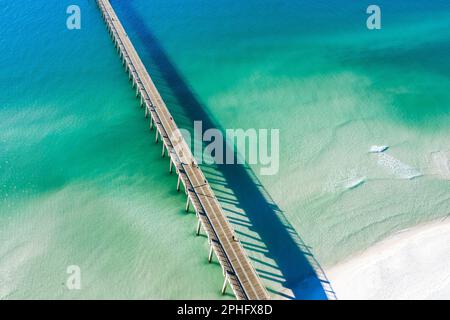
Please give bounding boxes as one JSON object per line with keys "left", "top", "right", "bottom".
{"left": 430, "top": 151, "right": 450, "bottom": 180}
{"left": 376, "top": 153, "right": 422, "bottom": 180}
{"left": 325, "top": 168, "right": 367, "bottom": 194}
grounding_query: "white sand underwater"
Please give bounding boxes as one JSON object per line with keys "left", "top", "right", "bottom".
{"left": 327, "top": 218, "right": 450, "bottom": 299}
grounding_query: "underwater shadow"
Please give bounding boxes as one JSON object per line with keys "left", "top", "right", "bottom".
{"left": 113, "top": 0, "right": 336, "bottom": 300}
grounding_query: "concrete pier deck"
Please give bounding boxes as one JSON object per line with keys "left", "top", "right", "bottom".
{"left": 96, "top": 0, "right": 270, "bottom": 300}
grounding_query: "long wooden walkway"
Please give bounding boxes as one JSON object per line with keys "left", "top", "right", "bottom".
{"left": 96, "top": 0, "right": 270, "bottom": 300}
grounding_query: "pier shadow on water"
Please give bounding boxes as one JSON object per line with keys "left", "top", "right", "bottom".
{"left": 113, "top": 0, "right": 336, "bottom": 300}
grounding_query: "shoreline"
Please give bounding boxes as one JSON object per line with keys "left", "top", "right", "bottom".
{"left": 326, "top": 217, "right": 450, "bottom": 300}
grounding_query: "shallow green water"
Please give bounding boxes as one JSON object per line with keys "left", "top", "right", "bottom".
{"left": 1, "top": 0, "right": 449, "bottom": 299}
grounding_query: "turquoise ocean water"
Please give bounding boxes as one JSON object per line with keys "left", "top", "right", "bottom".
{"left": 1, "top": 0, "right": 449, "bottom": 299}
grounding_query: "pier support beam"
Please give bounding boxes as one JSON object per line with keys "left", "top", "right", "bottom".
{"left": 186, "top": 197, "right": 190, "bottom": 212}
{"left": 177, "top": 175, "right": 181, "bottom": 191}
{"left": 145, "top": 107, "right": 148, "bottom": 118}
{"left": 208, "top": 245, "right": 214, "bottom": 263}
{"left": 196, "top": 220, "right": 201, "bottom": 235}
{"left": 150, "top": 117, "right": 154, "bottom": 131}
{"left": 221, "top": 275, "right": 228, "bottom": 295}
{"left": 162, "top": 144, "right": 166, "bottom": 157}
{"left": 155, "top": 130, "right": 159, "bottom": 143}
{"left": 169, "top": 160, "right": 173, "bottom": 174}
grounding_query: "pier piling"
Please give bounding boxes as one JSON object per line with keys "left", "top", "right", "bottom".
{"left": 208, "top": 245, "right": 214, "bottom": 263}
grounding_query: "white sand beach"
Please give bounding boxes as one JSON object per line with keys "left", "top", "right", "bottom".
{"left": 327, "top": 218, "right": 450, "bottom": 300}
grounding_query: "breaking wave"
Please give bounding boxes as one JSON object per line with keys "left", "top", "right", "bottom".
{"left": 377, "top": 153, "right": 422, "bottom": 179}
